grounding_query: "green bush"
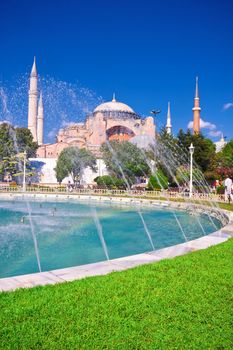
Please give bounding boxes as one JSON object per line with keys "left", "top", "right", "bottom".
{"left": 216, "top": 185, "right": 225, "bottom": 194}
{"left": 147, "top": 169, "right": 168, "bottom": 190}
{"left": 94, "top": 175, "right": 126, "bottom": 189}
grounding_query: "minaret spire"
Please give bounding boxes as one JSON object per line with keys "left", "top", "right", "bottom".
{"left": 112, "top": 92, "right": 116, "bottom": 102}
{"left": 195, "top": 76, "right": 199, "bottom": 98}
{"left": 37, "top": 91, "right": 44, "bottom": 145}
{"left": 165, "top": 101, "right": 172, "bottom": 135}
{"left": 192, "top": 76, "right": 201, "bottom": 134}
{"left": 38, "top": 91, "right": 42, "bottom": 107}
{"left": 28, "top": 57, "right": 38, "bottom": 142}
{"left": 31, "top": 56, "right": 37, "bottom": 77}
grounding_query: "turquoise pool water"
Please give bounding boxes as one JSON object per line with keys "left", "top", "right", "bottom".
{"left": 0, "top": 199, "right": 222, "bottom": 278}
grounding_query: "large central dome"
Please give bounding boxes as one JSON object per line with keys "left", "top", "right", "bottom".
{"left": 94, "top": 95, "right": 135, "bottom": 114}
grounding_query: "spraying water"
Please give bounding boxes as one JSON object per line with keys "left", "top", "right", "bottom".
{"left": 103, "top": 141, "right": 156, "bottom": 249}
{"left": 91, "top": 207, "right": 110, "bottom": 261}
{"left": 138, "top": 210, "right": 155, "bottom": 250}
{"left": 0, "top": 74, "right": 103, "bottom": 144}
{"left": 0, "top": 94, "right": 43, "bottom": 272}
{"left": 105, "top": 140, "right": 131, "bottom": 190}
{"left": 0, "top": 71, "right": 224, "bottom": 266}
{"left": 26, "top": 201, "right": 42, "bottom": 272}
{"left": 153, "top": 136, "right": 226, "bottom": 225}
{"left": 173, "top": 212, "right": 188, "bottom": 242}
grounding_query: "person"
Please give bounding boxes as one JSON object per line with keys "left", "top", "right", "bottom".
{"left": 66, "top": 181, "right": 73, "bottom": 192}
{"left": 224, "top": 177, "right": 233, "bottom": 203}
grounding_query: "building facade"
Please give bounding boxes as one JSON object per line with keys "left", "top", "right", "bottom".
{"left": 26, "top": 58, "right": 156, "bottom": 184}
{"left": 28, "top": 59, "right": 207, "bottom": 159}
{"left": 36, "top": 95, "right": 156, "bottom": 158}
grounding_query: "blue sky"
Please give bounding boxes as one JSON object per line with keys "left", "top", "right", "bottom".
{"left": 0, "top": 0, "right": 233, "bottom": 142}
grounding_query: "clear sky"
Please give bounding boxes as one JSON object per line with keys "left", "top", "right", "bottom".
{"left": 0, "top": 0, "right": 233, "bottom": 142}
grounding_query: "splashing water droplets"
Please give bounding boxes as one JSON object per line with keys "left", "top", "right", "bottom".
{"left": 0, "top": 74, "right": 103, "bottom": 143}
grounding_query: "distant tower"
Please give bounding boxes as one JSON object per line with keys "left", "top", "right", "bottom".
{"left": 28, "top": 57, "right": 38, "bottom": 142}
{"left": 215, "top": 133, "right": 226, "bottom": 153}
{"left": 166, "top": 101, "right": 172, "bottom": 134}
{"left": 37, "top": 92, "right": 44, "bottom": 145}
{"left": 192, "top": 76, "right": 201, "bottom": 134}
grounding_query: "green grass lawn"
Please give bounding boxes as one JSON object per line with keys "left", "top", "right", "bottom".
{"left": 1, "top": 235, "right": 233, "bottom": 349}
{"left": 0, "top": 203, "right": 232, "bottom": 349}
{"left": 218, "top": 202, "right": 233, "bottom": 211}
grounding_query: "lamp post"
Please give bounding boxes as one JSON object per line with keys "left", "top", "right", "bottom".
{"left": 189, "top": 143, "right": 194, "bottom": 198}
{"left": 22, "top": 150, "right": 27, "bottom": 192}
{"left": 150, "top": 109, "right": 161, "bottom": 121}
{"left": 150, "top": 109, "right": 161, "bottom": 143}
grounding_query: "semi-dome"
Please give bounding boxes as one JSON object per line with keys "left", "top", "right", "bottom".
{"left": 94, "top": 94, "right": 135, "bottom": 114}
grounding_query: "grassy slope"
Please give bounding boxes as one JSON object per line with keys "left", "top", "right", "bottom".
{"left": 0, "top": 237, "right": 233, "bottom": 350}
{"left": 218, "top": 202, "right": 233, "bottom": 211}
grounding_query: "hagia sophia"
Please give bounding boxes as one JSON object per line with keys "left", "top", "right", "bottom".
{"left": 37, "top": 94, "right": 156, "bottom": 158}
{"left": 27, "top": 58, "right": 226, "bottom": 184}
{"left": 28, "top": 58, "right": 171, "bottom": 159}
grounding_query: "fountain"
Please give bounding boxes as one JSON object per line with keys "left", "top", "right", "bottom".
{"left": 0, "top": 197, "right": 224, "bottom": 278}
{"left": 0, "top": 74, "right": 229, "bottom": 281}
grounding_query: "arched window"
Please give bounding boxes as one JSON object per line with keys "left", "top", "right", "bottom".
{"left": 106, "top": 125, "right": 135, "bottom": 142}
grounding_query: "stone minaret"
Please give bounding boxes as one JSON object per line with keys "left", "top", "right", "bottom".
{"left": 165, "top": 101, "right": 172, "bottom": 135}
{"left": 28, "top": 57, "right": 38, "bottom": 142}
{"left": 192, "top": 76, "right": 201, "bottom": 134}
{"left": 37, "top": 92, "right": 44, "bottom": 145}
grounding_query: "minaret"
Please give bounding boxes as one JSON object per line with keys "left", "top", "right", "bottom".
{"left": 220, "top": 133, "right": 224, "bottom": 143}
{"left": 165, "top": 101, "right": 172, "bottom": 134}
{"left": 192, "top": 76, "right": 201, "bottom": 134}
{"left": 37, "top": 92, "right": 44, "bottom": 145}
{"left": 28, "top": 57, "right": 38, "bottom": 142}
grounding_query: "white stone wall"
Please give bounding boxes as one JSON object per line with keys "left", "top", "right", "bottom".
{"left": 29, "top": 158, "right": 108, "bottom": 185}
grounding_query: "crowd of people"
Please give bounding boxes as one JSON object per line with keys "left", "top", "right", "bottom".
{"left": 65, "top": 177, "right": 233, "bottom": 203}
{"left": 211, "top": 177, "right": 233, "bottom": 203}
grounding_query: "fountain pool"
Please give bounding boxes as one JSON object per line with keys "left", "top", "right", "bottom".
{"left": 0, "top": 197, "right": 223, "bottom": 278}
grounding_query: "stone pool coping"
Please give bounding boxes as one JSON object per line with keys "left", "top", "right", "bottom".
{"left": 0, "top": 193, "right": 232, "bottom": 292}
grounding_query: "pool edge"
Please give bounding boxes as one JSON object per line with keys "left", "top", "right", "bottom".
{"left": 0, "top": 194, "right": 232, "bottom": 292}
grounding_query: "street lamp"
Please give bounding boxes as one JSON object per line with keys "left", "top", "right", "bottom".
{"left": 150, "top": 109, "right": 161, "bottom": 142}
{"left": 150, "top": 109, "right": 161, "bottom": 117}
{"left": 189, "top": 143, "right": 194, "bottom": 198}
{"left": 22, "top": 150, "right": 27, "bottom": 192}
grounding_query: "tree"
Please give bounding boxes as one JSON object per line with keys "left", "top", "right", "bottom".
{"left": 147, "top": 127, "right": 179, "bottom": 184}
{"left": 216, "top": 166, "right": 233, "bottom": 179}
{"left": 8, "top": 153, "right": 36, "bottom": 182}
{"left": 177, "top": 129, "right": 216, "bottom": 173}
{"left": 147, "top": 169, "right": 168, "bottom": 190}
{"left": 0, "top": 123, "right": 37, "bottom": 182}
{"left": 15, "top": 128, "right": 38, "bottom": 158}
{"left": 158, "top": 127, "right": 178, "bottom": 150}
{"left": 55, "top": 147, "right": 97, "bottom": 183}
{"left": 217, "top": 140, "right": 233, "bottom": 167}
{"left": 94, "top": 175, "right": 126, "bottom": 189}
{"left": 175, "top": 165, "right": 203, "bottom": 186}
{"left": 100, "top": 141, "right": 151, "bottom": 186}
{"left": 0, "top": 123, "right": 15, "bottom": 160}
